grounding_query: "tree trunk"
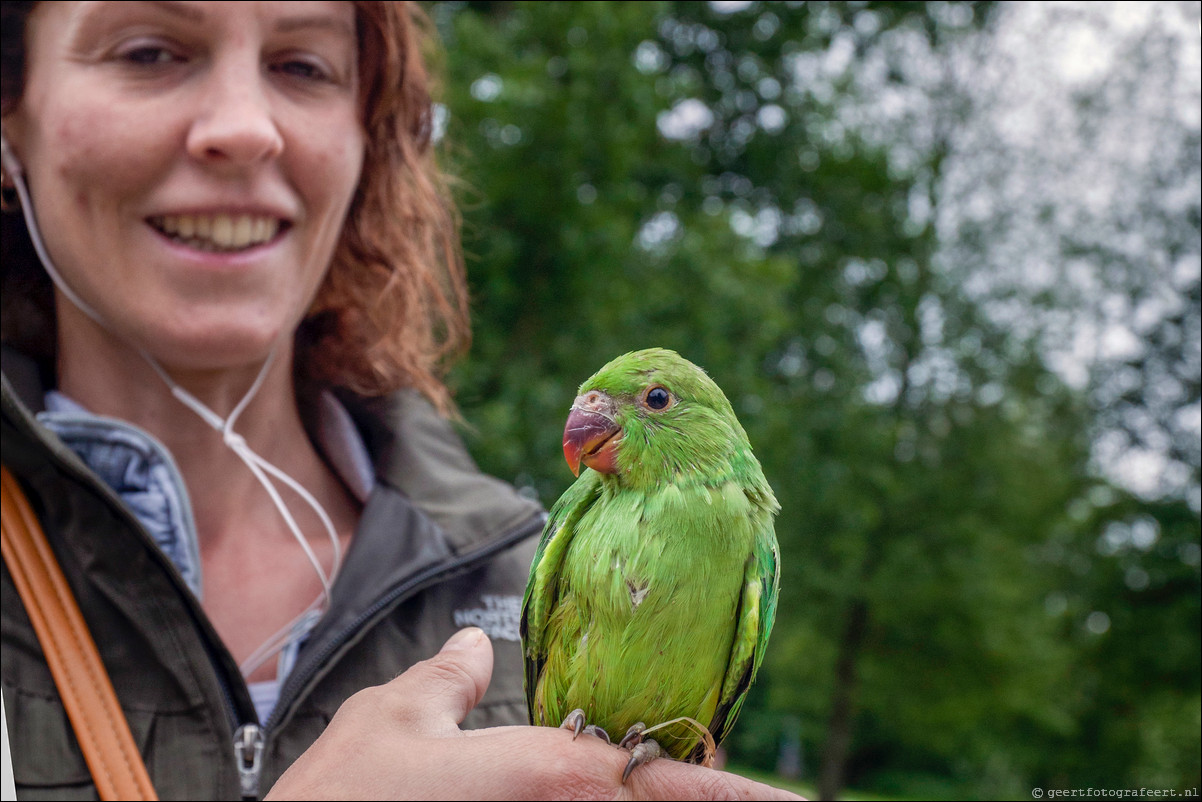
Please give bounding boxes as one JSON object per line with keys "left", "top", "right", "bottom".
{"left": 817, "top": 599, "right": 868, "bottom": 800}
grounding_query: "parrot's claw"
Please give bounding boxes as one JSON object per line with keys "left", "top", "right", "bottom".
{"left": 560, "top": 709, "right": 611, "bottom": 743}
{"left": 617, "top": 721, "right": 647, "bottom": 750}
{"left": 618, "top": 723, "right": 664, "bottom": 784}
{"left": 561, "top": 709, "right": 587, "bottom": 739}
{"left": 621, "top": 738, "right": 666, "bottom": 784}
{"left": 583, "top": 725, "right": 612, "bottom": 743}
{"left": 560, "top": 713, "right": 662, "bottom": 782}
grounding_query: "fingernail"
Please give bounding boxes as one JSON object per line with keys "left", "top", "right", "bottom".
{"left": 441, "top": 627, "right": 484, "bottom": 652}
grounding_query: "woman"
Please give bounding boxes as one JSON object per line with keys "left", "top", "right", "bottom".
{"left": 1, "top": 2, "right": 798, "bottom": 799}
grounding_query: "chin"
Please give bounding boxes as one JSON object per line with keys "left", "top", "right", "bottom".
{"left": 145, "top": 325, "right": 288, "bottom": 374}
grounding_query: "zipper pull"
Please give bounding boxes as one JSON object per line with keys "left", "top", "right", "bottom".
{"left": 233, "top": 723, "right": 266, "bottom": 799}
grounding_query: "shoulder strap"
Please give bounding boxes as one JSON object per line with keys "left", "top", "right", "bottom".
{"left": 0, "top": 466, "right": 158, "bottom": 801}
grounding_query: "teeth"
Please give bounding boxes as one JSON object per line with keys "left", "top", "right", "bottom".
{"left": 211, "top": 214, "right": 233, "bottom": 246}
{"left": 152, "top": 213, "right": 281, "bottom": 251}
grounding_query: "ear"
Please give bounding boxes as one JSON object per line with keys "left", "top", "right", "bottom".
{"left": 1, "top": 115, "right": 27, "bottom": 182}
{"left": 2, "top": 141, "right": 23, "bottom": 184}
{"left": 1, "top": 126, "right": 22, "bottom": 212}
{"left": 0, "top": 98, "right": 37, "bottom": 172}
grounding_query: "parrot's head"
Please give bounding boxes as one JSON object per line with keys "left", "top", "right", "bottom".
{"left": 562, "top": 348, "right": 753, "bottom": 488}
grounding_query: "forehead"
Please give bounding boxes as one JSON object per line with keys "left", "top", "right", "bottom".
{"left": 25, "top": 1, "right": 357, "bottom": 43}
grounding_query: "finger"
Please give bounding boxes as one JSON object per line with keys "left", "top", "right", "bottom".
{"left": 383, "top": 627, "right": 494, "bottom": 736}
{"left": 456, "top": 726, "right": 807, "bottom": 801}
{"left": 623, "top": 758, "right": 808, "bottom": 801}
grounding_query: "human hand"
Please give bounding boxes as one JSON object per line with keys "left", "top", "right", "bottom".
{"left": 266, "top": 627, "right": 804, "bottom": 800}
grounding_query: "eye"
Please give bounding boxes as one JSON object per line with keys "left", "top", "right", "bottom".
{"left": 121, "top": 45, "right": 182, "bottom": 66}
{"left": 274, "top": 59, "right": 331, "bottom": 82}
{"left": 643, "top": 386, "right": 673, "bottom": 411}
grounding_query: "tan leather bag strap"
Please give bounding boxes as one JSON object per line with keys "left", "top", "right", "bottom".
{"left": 1, "top": 466, "right": 158, "bottom": 801}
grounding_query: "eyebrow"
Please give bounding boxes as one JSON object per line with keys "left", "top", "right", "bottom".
{"left": 142, "top": 0, "right": 205, "bottom": 23}
{"left": 141, "top": 1, "right": 355, "bottom": 37}
{"left": 275, "top": 14, "right": 356, "bottom": 38}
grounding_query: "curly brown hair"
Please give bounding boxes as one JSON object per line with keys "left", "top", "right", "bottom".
{"left": 0, "top": 1, "right": 469, "bottom": 415}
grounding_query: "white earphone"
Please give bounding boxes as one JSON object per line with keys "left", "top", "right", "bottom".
{"left": 1, "top": 131, "right": 23, "bottom": 179}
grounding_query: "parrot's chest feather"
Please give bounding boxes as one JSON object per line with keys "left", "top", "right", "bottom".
{"left": 599, "top": 550, "right": 659, "bottom": 620}
{"left": 568, "top": 479, "right": 753, "bottom": 624}
{"left": 603, "top": 550, "right": 653, "bottom": 613}
{"left": 625, "top": 577, "right": 651, "bottom": 612}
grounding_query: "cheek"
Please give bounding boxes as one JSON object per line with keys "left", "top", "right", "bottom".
{"left": 296, "top": 126, "right": 365, "bottom": 255}
{"left": 27, "top": 115, "right": 125, "bottom": 280}
{"left": 328, "top": 144, "right": 366, "bottom": 218}
{"left": 290, "top": 127, "right": 365, "bottom": 298}
{"left": 53, "top": 120, "right": 103, "bottom": 211}
{"left": 309, "top": 120, "right": 366, "bottom": 212}
{"left": 45, "top": 106, "right": 157, "bottom": 213}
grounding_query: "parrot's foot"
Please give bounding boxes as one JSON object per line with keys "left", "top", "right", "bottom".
{"left": 559, "top": 709, "right": 612, "bottom": 743}
{"left": 618, "top": 722, "right": 666, "bottom": 784}
{"left": 617, "top": 722, "right": 646, "bottom": 750}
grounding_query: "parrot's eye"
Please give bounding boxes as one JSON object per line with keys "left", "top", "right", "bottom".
{"left": 643, "top": 386, "right": 673, "bottom": 411}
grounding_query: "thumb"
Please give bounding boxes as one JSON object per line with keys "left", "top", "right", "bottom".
{"left": 384, "top": 627, "right": 494, "bottom": 736}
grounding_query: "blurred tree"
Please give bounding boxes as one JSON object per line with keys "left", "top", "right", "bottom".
{"left": 935, "top": 2, "right": 1202, "bottom": 793}
{"left": 428, "top": 1, "right": 1201, "bottom": 798}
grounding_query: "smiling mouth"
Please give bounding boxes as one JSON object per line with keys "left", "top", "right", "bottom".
{"left": 148, "top": 213, "right": 287, "bottom": 252}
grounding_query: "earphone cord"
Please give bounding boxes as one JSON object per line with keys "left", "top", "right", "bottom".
{"left": 2, "top": 135, "right": 343, "bottom": 679}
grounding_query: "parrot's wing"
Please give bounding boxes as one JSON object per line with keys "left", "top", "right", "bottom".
{"left": 520, "top": 470, "right": 603, "bottom": 725}
{"left": 705, "top": 517, "right": 780, "bottom": 751}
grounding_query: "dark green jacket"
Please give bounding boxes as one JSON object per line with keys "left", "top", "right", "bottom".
{"left": 1, "top": 347, "right": 545, "bottom": 800}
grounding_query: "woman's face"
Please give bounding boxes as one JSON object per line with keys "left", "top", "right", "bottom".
{"left": 2, "top": 1, "right": 365, "bottom": 371}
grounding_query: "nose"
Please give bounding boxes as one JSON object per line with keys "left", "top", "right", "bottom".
{"left": 185, "top": 59, "right": 284, "bottom": 168}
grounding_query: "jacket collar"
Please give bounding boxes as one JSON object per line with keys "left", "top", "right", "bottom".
{"left": 1, "top": 344, "right": 544, "bottom": 558}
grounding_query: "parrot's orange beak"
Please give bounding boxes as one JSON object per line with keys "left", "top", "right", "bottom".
{"left": 563, "top": 392, "right": 622, "bottom": 476}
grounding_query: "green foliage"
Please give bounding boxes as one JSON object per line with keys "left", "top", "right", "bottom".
{"left": 430, "top": 1, "right": 1201, "bottom": 797}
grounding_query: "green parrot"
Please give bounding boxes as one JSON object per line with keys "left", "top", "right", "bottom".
{"left": 520, "top": 348, "right": 780, "bottom": 779}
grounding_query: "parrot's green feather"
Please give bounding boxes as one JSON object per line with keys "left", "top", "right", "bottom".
{"left": 520, "top": 469, "right": 603, "bottom": 722}
{"left": 521, "top": 348, "right": 780, "bottom": 763}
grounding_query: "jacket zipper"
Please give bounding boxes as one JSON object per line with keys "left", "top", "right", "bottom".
{"left": 233, "top": 723, "right": 266, "bottom": 799}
